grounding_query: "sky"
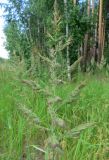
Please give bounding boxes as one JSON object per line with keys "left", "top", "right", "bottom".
{"left": 0, "top": 0, "right": 9, "bottom": 59}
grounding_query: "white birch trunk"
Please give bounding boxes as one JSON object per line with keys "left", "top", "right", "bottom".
{"left": 73, "top": 0, "right": 76, "bottom": 5}
{"left": 92, "top": 0, "right": 95, "bottom": 14}
{"left": 63, "top": 0, "right": 71, "bottom": 81}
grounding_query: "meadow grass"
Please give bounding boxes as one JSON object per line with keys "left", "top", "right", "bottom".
{"left": 0, "top": 62, "right": 109, "bottom": 160}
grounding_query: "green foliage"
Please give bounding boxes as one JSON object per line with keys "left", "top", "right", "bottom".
{"left": 62, "top": 3, "right": 93, "bottom": 64}
{"left": 3, "top": 0, "right": 94, "bottom": 67}
{"left": 0, "top": 57, "right": 5, "bottom": 63}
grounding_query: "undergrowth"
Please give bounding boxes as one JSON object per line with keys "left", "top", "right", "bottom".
{"left": 0, "top": 62, "right": 109, "bottom": 160}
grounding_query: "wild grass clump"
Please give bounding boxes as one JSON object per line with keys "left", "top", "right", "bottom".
{"left": 1, "top": 60, "right": 109, "bottom": 160}
{"left": 1, "top": 1, "right": 109, "bottom": 160}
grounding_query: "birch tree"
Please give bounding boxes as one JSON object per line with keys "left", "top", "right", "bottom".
{"left": 63, "top": 0, "right": 71, "bottom": 81}
{"left": 73, "top": 0, "right": 76, "bottom": 5}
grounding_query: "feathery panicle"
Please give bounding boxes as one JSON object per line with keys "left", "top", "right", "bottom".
{"left": 47, "top": 96, "right": 62, "bottom": 106}
{"left": 18, "top": 104, "right": 40, "bottom": 124}
{"left": 22, "top": 79, "right": 41, "bottom": 91}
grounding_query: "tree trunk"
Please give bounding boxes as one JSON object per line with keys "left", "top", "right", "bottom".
{"left": 83, "top": 0, "right": 90, "bottom": 72}
{"left": 101, "top": 18, "right": 105, "bottom": 57}
{"left": 92, "top": 0, "right": 97, "bottom": 62}
{"left": 63, "top": 0, "right": 71, "bottom": 81}
{"left": 92, "top": 0, "right": 94, "bottom": 14}
{"left": 73, "top": 0, "right": 76, "bottom": 5}
{"left": 98, "top": 0, "right": 103, "bottom": 62}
